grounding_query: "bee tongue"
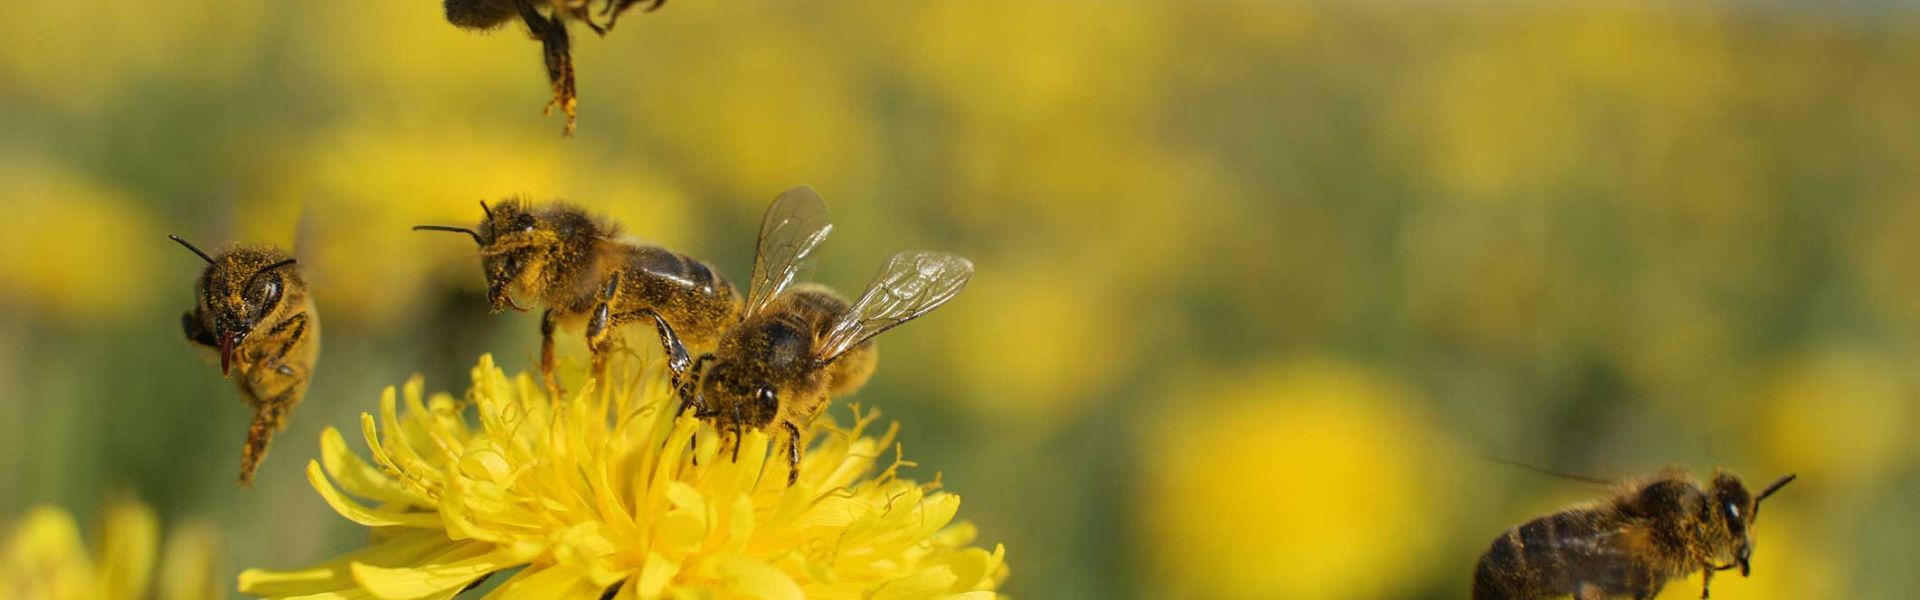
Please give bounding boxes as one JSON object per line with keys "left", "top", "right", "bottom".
{"left": 219, "top": 333, "right": 238, "bottom": 376}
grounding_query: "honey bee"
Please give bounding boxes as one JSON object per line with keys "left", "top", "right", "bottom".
{"left": 441, "top": 0, "right": 667, "bottom": 136}
{"left": 646, "top": 188, "right": 973, "bottom": 485}
{"left": 170, "top": 235, "right": 321, "bottom": 487}
{"left": 412, "top": 198, "right": 740, "bottom": 387}
{"left": 1473, "top": 469, "right": 1797, "bottom": 599}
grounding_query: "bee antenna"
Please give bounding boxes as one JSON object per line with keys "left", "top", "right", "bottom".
{"left": 257, "top": 258, "right": 298, "bottom": 275}
{"left": 480, "top": 199, "right": 493, "bottom": 220}
{"left": 1478, "top": 455, "right": 1614, "bottom": 486}
{"left": 413, "top": 225, "right": 484, "bottom": 246}
{"left": 168, "top": 234, "right": 216, "bottom": 265}
{"left": 1756, "top": 474, "right": 1797, "bottom": 504}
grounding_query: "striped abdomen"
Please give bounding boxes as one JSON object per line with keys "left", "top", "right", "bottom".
{"left": 1474, "top": 508, "right": 1656, "bottom": 600}
{"left": 614, "top": 245, "right": 742, "bottom": 349}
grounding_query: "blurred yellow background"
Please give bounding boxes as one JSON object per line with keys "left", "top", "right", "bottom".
{"left": 2, "top": 1, "right": 1917, "bottom": 597}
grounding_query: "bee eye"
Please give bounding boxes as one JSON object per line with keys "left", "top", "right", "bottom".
{"left": 756, "top": 387, "right": 777, "bottom": 405}
{"left": 261, "top": 279, "right": 280, "bottom": 297}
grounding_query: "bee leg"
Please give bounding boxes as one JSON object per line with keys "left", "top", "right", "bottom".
{"left": 515, "top": 0, "right": 576, "bottom": 136}
{"left": 784, "top": 421, "right": 802, "bottom": 486}
{"left": 569, "top": 3, "right": 607, "bottom": 36}
{"left": 730, "top": 404, "right": 746, "bottom": 462}
{"left": 641, "top": 309, "right": 691, "bottom": 379}
{"left": 1701, "top": 562, "right": 1737, "bottom": 599}
{"left": 238, "top": 400, "right": 288, "bottom": 487}
{"left": 585, "top": 273, "right": 622, "bottom": 379}
{"left": 683, "top": 355, "right": 714, "bottom": 417}
{"left": 540, "top": 308, "right": 564, "bottom": 396}
{"left": 636, "top": 309, "right": 711, "bottom": 409}
{"left": 603, "top": 0, "right": 662, "bottom": 32}
{"left": 237, "top": 361, "right": 306, "bottom": 488}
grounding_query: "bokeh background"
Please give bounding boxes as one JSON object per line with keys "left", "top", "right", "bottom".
{"left": 3, "top": 1, "right": 1919, "bottom": 597}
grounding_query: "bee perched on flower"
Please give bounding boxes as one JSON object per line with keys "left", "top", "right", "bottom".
{"left": 238, "top": 354, "right": 1007, "bottom": 598}
{"left": 443, "top": 0, "right": 667, "bottom": 136}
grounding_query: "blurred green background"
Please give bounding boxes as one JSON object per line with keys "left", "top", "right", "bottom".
{"left": 3, "top": 1, "right": 1919, "bottom": 598}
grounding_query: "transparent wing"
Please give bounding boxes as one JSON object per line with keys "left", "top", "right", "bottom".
{"left": 745, "top": 186, "right": 834, "bottom": 316}
{"left": 814, "top": 250, "right": 974, "bottom": 363}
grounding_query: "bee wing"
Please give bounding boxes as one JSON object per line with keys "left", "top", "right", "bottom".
{"left": 813, "top": 250, "right": 973, "bottom": 364}
{"left": 745, "top": 186, "right": 834, "bottom": 316}
{"left": 1547, "top": 520, "right": 1657, "bottom": 591}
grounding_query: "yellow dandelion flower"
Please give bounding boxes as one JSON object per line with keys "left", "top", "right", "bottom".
{"left": 0, "top": 498, "right": 223, "bottom": 600}
{"left": 239, "top": 354, "right": 1007, "bottom": 599}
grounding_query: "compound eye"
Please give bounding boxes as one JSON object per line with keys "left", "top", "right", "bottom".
{"left": 251, "top": 278, "right": 282, "bottom": 317}
{"left": 756, "top": 387, "right": 777, "bottom": 406}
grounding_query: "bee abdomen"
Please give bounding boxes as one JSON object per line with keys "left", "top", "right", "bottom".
{"left": 1474, "top": 511, "right": 1593, "bottom": 600}
{"left": 627, "top": 246, "right": 734, "bottom": 298}
{"left": 619, "top": 246, "right": 741, "bottom": 347}
{"left": 445, "top": 0, "right": 518, "bottom": 30}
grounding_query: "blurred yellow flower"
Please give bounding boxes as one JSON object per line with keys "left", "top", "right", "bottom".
{"left": 1138, "top": 359, "right": 1456, "bottom": 598}
{"left": 240, "top": 354, "right": 1006, "bottom": 599}
{"left": 0, "top": 498, "right": 222, "bottom": 600}
{"left": 0, "top": 0, "right": 264, "bottom": 112}
{"left": 0, "top": 166, "right": 159, "bottom": 324}
{"left": 1759, "top": 350, "right": 1916, "bottom": 489}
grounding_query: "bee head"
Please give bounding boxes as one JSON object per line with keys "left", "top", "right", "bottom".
{"left": 414, "top": 199, "right": 555, "bottom": 313}
{"left": 1711, "top": 471, "right": 1796, "bottom": 577}
{"left": 695, "top": 360, "right": 780, "bottom": 431}
{"left": 171, "top": 235, "right": 299, "bottom": 376}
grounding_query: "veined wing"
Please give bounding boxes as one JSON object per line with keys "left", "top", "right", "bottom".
{"left": 813, "top": 250, "right": 973, "bottom": 364}
{"left": 744, "top": 186, "right": 833, "bottom": 316}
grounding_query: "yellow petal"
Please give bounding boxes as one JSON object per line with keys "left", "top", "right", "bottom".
{"left": 156, "top": 522, "right": 223, "bottom": 600}
{"left": 240, "top": 531, "right": 454, "bottom": 597}
{"left": 96, "top": 498, "right": 159, "bottom": 600}
{"left": 483, "top": 564, "right": 603, "bottom": 599}
{"left": 3, "top": 506, "right": 94, "bottom": 599}
{"left": 633, "top": 552, "right": 679, "bottom": 598}
{"left": 350, "top": 542, "right": 512, "bottom": 600}
{"left": 320, "top": 428, "right": 425, "bottom": 506}
{"left": 868, "top": 565, "right": 958, "bottom": 600}
{"left": 306, "top": 461, "right": 442, "bottom": 529}
{"left": 715, "top": 556, "right": 802, "bottom": 600}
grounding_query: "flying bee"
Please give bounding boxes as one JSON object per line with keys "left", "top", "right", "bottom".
{"left": 1473, "top": 468, "right": 1798, "bottom": 600}
{"left": 442, "top": 0, "right": 667, "bottom": 136}
{"left": 647, "top": 187, "right": 973, "bottom": 486}
{"left": 412, "top": 198, "right": 741, "bottom": 387}
{"left": 170, "top": 235, "right": 320, "bottom": 488}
